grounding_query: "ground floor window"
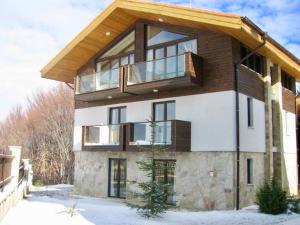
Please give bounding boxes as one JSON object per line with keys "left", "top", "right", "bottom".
{"left": 154, "top": 160, "right": 176, "bottom": 203}
{"left": 108, "top": 159, "right": 126, "bottom": 198}
{"left": 247, "top": 158, "right": 253, "bottom": 185}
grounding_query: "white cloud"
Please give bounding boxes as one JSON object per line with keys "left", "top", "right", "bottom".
{"left": 0, "top": 0, "right": 111, "bottom": 121}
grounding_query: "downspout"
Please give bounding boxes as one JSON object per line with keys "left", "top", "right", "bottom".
{"left": 235, "top": 33, "right": 266, "bottom": 210}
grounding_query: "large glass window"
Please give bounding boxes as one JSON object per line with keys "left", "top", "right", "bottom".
{"left": 178, "top": 39, "right": 197, "bottom": 55}
{"left": 109, "top": 159, "right": 126, "bottom": 198}
{"left": 147, "top": 26, "right": 188, "bottom": 46}
{"left": 154, "top": 160, "right": 176, "bottom": 203}
{"left": 100, "top": 31, "right": 135, "bottom": 59}
{"left": 109, "top": 107, "right": 126, "bottom": 124}
{"left": 153, "top": 101, "right": 175, "bottom": 121}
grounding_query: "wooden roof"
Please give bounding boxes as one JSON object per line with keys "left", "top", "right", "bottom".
{"left": 41, "top": 0, "right": 300, "bottom": 83}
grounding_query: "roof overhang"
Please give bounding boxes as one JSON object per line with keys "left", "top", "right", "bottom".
{"left": 41, "top": 0, "right": 300, "bottom": 83}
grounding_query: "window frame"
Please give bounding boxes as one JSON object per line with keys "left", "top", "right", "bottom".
{"left": 109, "top": 106, "right": 127, "bottom": 125}
{"left": 152, "top": 100, "right": 175, "bottom": 122}
{"left": 153, "top": 159, "right": 176, "bottom": 204}
{"left": 108, "top": 158, "right": 127, "bottom": 198}
{"left": 246, "top": 158, "right": 253, "bottom": 185}
{"left": 240, "top": 45, "right": 263, "bottom": 75}
{"left": 247, "top": 97, "right": 254, "bottom": 128}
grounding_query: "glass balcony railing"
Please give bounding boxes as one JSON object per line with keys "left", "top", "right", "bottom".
{"left": 130, "top": 121, "right": 172, "bottom": 145}
{"left": 77, "top": 68, "right": 119, "bottom": 94}
{"left": 83, "top": 125, "right": 120, "bottom": 146}
{"left": 127, "top": 54, "right": 185, "bottom": 85}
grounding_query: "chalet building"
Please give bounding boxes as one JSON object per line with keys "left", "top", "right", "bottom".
{"left": 41, "top": 0, "right": 300, "bottom": 210}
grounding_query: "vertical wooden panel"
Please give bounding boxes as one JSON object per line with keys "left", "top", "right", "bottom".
{"left": 135, "top": 22, "right": 146, "bottom": 62}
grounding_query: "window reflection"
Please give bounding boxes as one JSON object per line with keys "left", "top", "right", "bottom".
{"left": 100, "top": 31, "right": 135, "bottom": 59}
{"left": 147, "top": 26, "right": 188, "bottom": 46}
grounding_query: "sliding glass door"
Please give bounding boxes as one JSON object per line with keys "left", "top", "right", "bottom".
{"left": 108, "top": 159, "right": 126, "bottom": 198}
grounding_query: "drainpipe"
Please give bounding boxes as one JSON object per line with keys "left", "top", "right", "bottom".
{"left": 235, "top": 33, "right": 266, "bottom": 210}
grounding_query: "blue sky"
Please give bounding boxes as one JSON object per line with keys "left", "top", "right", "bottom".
{"left": 0, "top": 0, "right": 299, "bottom": 121}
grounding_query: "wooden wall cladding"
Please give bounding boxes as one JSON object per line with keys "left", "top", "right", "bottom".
{"left": 238, "top": 65, "right": 265, "bottom": 102}
{"left": 282, "top": 88, "right": 296, "bottom": 113}
{"left": 75, "top": 26, "right": 237, "bottom": 109}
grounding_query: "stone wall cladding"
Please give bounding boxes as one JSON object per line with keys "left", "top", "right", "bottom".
{"left": 238, "top": 152, "right": 265, "bottom": 208}
{"left": 74, "top": 151, "right": 265, "bottom": 210}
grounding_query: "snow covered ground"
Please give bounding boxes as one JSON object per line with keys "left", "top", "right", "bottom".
{"left": 1, "top": 185, "right": 300, "bottom": 225}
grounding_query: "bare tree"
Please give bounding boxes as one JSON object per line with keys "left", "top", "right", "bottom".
{"left": 0, "top": 84, "right": 74, "bottom": 184}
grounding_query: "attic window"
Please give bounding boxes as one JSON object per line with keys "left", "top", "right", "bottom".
{"left": 100, "top": 30, "right": 135, "bottom": 59}
{"left": 147, "top": 26, "right": 188, "bottom": 46}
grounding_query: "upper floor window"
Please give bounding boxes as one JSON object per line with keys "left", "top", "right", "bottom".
{"left": 153, "top": 101, "right": 175, "bottom": 121}
{"left": 147, "top": 26, "right": 188, "bottom": 46}
{"left": 109, "top": 107, "right": 126, "bottom": 124}
{"left": 281, "top": 71, "right": 294, "bottom": 92}
{"left": 247, "top": 97, "right": 253, "bottom": 127}
{"left": 100, "top": 31, "right": 135, "bottom": 59}
{"left": 241, "top": 45, "right": 263, "bottom": 74}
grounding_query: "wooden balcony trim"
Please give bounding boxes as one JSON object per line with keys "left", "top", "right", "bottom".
{"left": 125, "top": 120, "right": 191, "bottom": 152}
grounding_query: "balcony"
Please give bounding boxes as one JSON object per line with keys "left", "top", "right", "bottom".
{"left": 75, "top": 52, "right": 202, "bottom": 102}
{"left": 75, "top": 67, "right": 130, "bottom": 102}
{"left": 124, "top": 52, "right": 202, "bottom": 95}
{"left": 81, "top": 120, "right": 191, "bottom": 152}
{"left": 82, "top": 124, "right": 125, "bottom": 151}
{"left": 126, "top": 120, "right": 190, "bottom": 152}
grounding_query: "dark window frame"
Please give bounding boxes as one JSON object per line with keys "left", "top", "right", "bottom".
{"left": 153, "top": 159, "right": 176, "bottom": 204}
{"left": 281, "top": 71, "right": 295, "bottom": 92}
{"left": 247, "top": 97, "right": 254, "bottom": 127}
{"left": 109, "top": 106, "right": 126, "bottom": 124}
{"left": 246, "top": 158, "right": 253, "bottom": 185}
{"left": 108, "top": 158, "right": 127, "bottom": 198}
{"left": 152, "top": 100, "right": 175, "bottom": 122}
{"left": 240, "top": 45, "right": 263, "bottom": 75}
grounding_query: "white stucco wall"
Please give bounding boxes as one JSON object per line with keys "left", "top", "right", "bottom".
{"left": 239, "top": 94, "right": 266, "bottom": 152}
{"left": 73, "top": 91, "right": 266, "bottom": 152}
{"left": 281, "top": 110, "right": 298, "bottom": 195}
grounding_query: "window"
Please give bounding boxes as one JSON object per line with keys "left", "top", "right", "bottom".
{"left": 100, "top": 31, "right": 135, "bottom": 59}
{"left": 240, "top": 45, "right": 263, "bottom": 74}
{"left": 281, "top": 71, "right": 294, "bottom": 92}
{"left": 147, "top": 26, "right": 187, "bottom": 46}
{"left": 109, "top": 159, "right": 126, "bottom": 198}
{"left": 152, "top": 101, "right": 174, "bottom": 144}
{"left": 247, "top": 97, "right": 253, "bottom": 127}
{"left": 109, "top": 107, "right": 126, "bottom": 124}
{"left": 153, "top": 101, "right": 175, "bottom": 121}
{"left": 154, "top": 160, "right": 176, "bottom": 203}
{"left": 247, "top": 158, "right": 253, "bottom": 184}
{"left": 96, "top": 60, "right": 120, "bottom": 90}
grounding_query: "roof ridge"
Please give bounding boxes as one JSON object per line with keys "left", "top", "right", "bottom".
{"left": 120, "top": 0, "right": 242, "bottom": 18}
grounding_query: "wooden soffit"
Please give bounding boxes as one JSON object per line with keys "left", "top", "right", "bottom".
{"left": 41, "top": 0, "right": 300, "bottom": 83}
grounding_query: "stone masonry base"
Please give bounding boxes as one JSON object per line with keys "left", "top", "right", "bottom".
{"left": 74, "top": 151, "right": 265, "bottom": 210}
